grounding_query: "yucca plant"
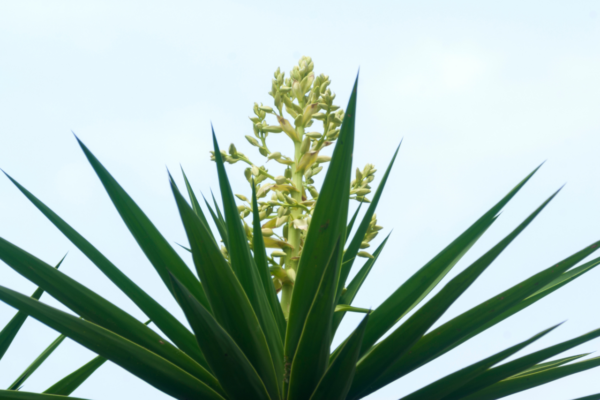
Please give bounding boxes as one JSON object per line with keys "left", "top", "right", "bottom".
{"left": 0, "top": 57, "right": 599, "bottom": 400}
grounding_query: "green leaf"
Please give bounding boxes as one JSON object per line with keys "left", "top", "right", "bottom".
{"left": 169, "top": 174, "right": 280, "bottom": 400}
{"left": 351, "top": 165, "right": 542, "bottom": 360}
{"left": 462, "top": 356, "right": 600, "bottom": 400}
{"left": 0, "top": 236, "right": 217, "bottom": 390}
{"left": 251, "top": 181, "right": 287, "bottom": 340}
{"left": 181, "top": 166, "right": 212, "bottom": 233}
{"left": 401, "top": 324, "right": 559, "bottom": 400}
{"left": 443, "top": 325, "right": 600, "bottom": 399}
{"left": 337, "top": 142, "right": 400, "bottom": 298}
{"left": 510, "top": 354, "right": 588, "bottom": 377}
{"left": 44, "top": 355, "right": 107, "bottom": 396}
{"left": 331, "top": 234, "right": 390, "bottom": 338}
{"left": 361, "top": 240, "right": 600, "bottom": 398}
{"left": 349, "top": 190, "right": 559, "bottom": 399}
{"left": 211, "top": 133, "right": 286, "bottom": 395}
{"left": 346, "top": 203, "right": 363, "bottom": 243}
{"left": 0, "top": 390, "right": 89, "bottom": 400}
{"left": 0, "top": 285, "right": 225, "bottom": 400}
{"left": 202, "top": 193, "right": 230, "bottom": 249}
{"left": 310, "top": 315, "right": 369, "bottom": 400}
{"left": 74, "top": 136, "right": 211, "bottom": 311}
{"left": 8, "top": 333, "right": 66, "bottom": 390}
{"left": 284, "top": 75, "right": 357, "bottom": 381}
{"left": 169, "top": 273, "right": 271, "bottom": 400}
{"left": 3, "top": 172, "right": 209, "bottom": 369}
{"left": 0, "top": 255, "right": 65, "bottom": 362}
{"left": 288, "top": 240, "right": 342, "bottom": 400}
{"left": 571, "top": 394, "right": 600, "bottom": 400}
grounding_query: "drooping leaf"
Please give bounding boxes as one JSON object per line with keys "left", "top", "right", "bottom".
{"left": 0, "top": 255, "right": 65, "bottom": 362}
{"left": 0, "top": 236, "right": 217, "bottom": 389}
{"left": 288, "top": 240, "right": 342, "bottom": 400}
{"left": 170, "top": 273, "right": 271, "bottom": 400}
{"left": 349, "top": 190, "right": 559, "bottom": 399}
{"left": 401, "top": 324, "right": 559, "bottom": 400}
{"left": 251, "top": 181, "right": 287, "bottom": 339}
{"left": 462, "top": 356, "right": 600, "bottom": 400}
{"left": 337, "top": 142, "right": 400, "bottom": 298}
{"left": 3, "top": 172, "right": 208, "bottom": 368}
{"left": 8, "top": 333, "right": 66, "bottom": 390}
{"left": 284, "top": 75, "right": 357, "bottom": 381}
{"left": 169, "top": 174, "right": 280, "bottom": 400}
{"left": 0, "top": 285, "right": 226, "bottom": 400}
{"left": 310, "top": 315, "right": 369, "bottom": 400}
{"left": 349, "top": 165, "right": 542, "bottom": 361}
{"left": 74, "top": 136, "right": 211, "bottom": 311}
{"left": 44, "top": 355, "right": 107, "bottom": 396}
{"left": 361, "top": 240, "right": 600, "bottom": 398}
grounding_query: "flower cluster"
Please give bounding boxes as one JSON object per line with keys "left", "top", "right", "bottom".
{"left": 211, "top": 56, "right": 382, "bottom": 304}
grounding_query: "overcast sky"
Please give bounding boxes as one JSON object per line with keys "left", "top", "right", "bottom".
{"left": 1, "top": 1, "right": 599, "bottom": 399}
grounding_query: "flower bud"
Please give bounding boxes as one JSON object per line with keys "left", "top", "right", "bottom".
{"left": 261, "top": 228, "right": 274, "bottom": 236}
{"left": 259, "top": 106, "right": 274, "bottom": 113}
{"left": 271, "top": 250, "right": 287, "bottom": 257}
{"left": 229, "top": 143, "right": 237, "bottom": 156}
{"left": 297, "top": 151, "right": 318, "bottom": 172}
{"left": 277, "top": 116, "right": 299, "bottom": 142}
{"left": 300, "top": 136, "right": 311, "bottom": 154}
{"left": 244, "top": 168, "right": 252, "bottom": 182}
{"left": 259, "top": 147, "right": 269, "bottom": 157}
{"left": 235, "top": 194, "right": 248, "bottom": 202}
{"left": 251, "top": 166, "right": 260, "bottom": 176}
{"left": 308, "top": 186, "right": 319, "bottom": 198}
{"left": 245, "top": 135, "right": 259, "bottom": 146}
{"left": 267, "top": 152, "right": 282, "bottom": 161}
{"left": 284, "top": 168, "right": 292, "bottom": 179}
{"left": 302, "top": 103, "right": 320, "bottom": 125}
{"left": 305, "top": 131, "right": 322, "bottom": 139}
{"left": 315, "top": 155, "right": 331, "bottom": 163}
{"left": 312, "top": 112, "right": 326, "bottom": 120}
{"left": 359, "top": 242, "right": 370, "bottom": 249}
{"left": 237, "top": 205, "right": 246, "bottom": 213}
{"left": 352, "top": 188, "right": 371, "bottom": 196}
{"left": 274, "top": 175, "right": 286, "bottom": 184}
{"left": 275, "top": 216, "right": 288, "bottom": 228}
{"left": 357, "top": 251, "right": 374, "bottom": 259}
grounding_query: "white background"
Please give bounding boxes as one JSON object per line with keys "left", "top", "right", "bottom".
{"left": 1, "top": 1, "right": 599, "bottom": 399}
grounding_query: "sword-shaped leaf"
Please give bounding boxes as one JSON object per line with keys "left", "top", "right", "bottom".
{"left": 337, "top": 142, "right": 400, "bottom": 298}
{"left": 202, "top": 193, "right": 229, "bottom": 249}
{"left": 169, "top": 175, "right": 280, "bottom": 400}
{"left": 44, "top": 355, "right": 107, "bottom": 396}
{"left": 349, "top": 190, "right": 559, "bottom": 399}
{"left": 0, "top": 236, "right": 217, "bottom": 390}
{"left": 3, "top": 172, "right": 208, "bottom": 368}
{"left": 251, "top": 181, "right": 286, "bottom": 339}
{"left": 170, "top": 273, "right": 271, "bottom": 400}
{"left": 0, "top": 390, "right": 89, "bottom": 400}
{"left": 0, "top": 255, "right": 65, "bottom": 362}
{"left": 181, "top": 167, "right": 212, "bottom": 233}
{"left": 360, "top": 240, "right": 600, "bottom": 398}
{"left": 443, "top": 326, "right": 600, "bottom": 399}
{"left": 346, "top": 203, "right": 363, "bottom": 243}
{"left": 462, "top": 356, "right": 600, "bottom": 400}
{"left": 288, "top": 240, "right": 341, "bottom": 400}
{"left": 75, "top": 136, "right": 210, "bottom": 311}
{"left": 310, "top": 314, "right": 369, "bottom": 400}
{"left": 332, "top": 234, "right": 390, "bottom": 338}
{"left": 8, "top": 333, "right": 66, "bottom": 390}
{"left": 350, "top": 166, "right": 542, "bottom": 360}
{"left": 284, "top": 75, "right": 357, "bottom": 379}
{"left": 401, "top": 324, "right": 559, "bottom": 400}
{"left": 0, "top": 285, "right": 225, "bottom": 400}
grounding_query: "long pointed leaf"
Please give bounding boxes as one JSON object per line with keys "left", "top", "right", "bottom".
{"left": 346, "top": 203, "right": 362, "bottom": 243}
{"left": 8, "top": 333, "right": 66, "bottom": 390}
{"left": 0, "top": 255, "right": 65, "bottom": 362}
{"left": 251, "top": 181, "right": 286, "bottom": 339}
{"left": 74, "top": 136, "right": 210, "bottom": 311}
{"left": 0, "top": 236, "right": 217, "bottom": 390}
{"left": 362, "top": 240, "right": 600, "bottom": 398}
{"left": 169, "top": 175, "right": 280, "bottom": 400}
{"left": 351, "top": 165, "right": 542, "bottom": 361}
{"left": 462, "top": 356, "right": 600, "bottom": 400}
{"left": 0, "top": 391, "right": 89, "bottom": 400}
{"left": 310, "top": 315, "right": 369, "bottom": 400}
{"left": 44, "top": 355, "right": 107, "bottom": 396}
{"left": 170, "top": 273, "right": 271, "bottom": 400}
{"left": 181, "top": 167, "right": 212, "bottom": 232}
{"left": 0, "top": 285, "right": 225, "bottom": 400}
{"left": 288, "top": 240, "right": 342, "bottom": 400}
{"left": 203, "top": 193, "right": 230, "bottom": 249}
{"left": 401, "top": 324, "right": 559, "bottom": 400}
{"left": 443, "top": 326, "right": 600, "bottom": 399}
{"left": 284, "top": 75, "right": 357, "bottom": 380}
{"left": 3, "top": 172, "right": 208, "bottom": 368}
{"left": 332, "top": 234, "right": 390, "bottom": 338}
{"left": 337, "top": 142, "right": 400, "bottom": 298}
{"left": 349, "top": 190, "right": 559, "bottom": 399}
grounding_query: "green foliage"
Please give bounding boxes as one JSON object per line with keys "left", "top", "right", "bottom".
{"left": 0, "top": 57, "right": 598, "bottom": 399}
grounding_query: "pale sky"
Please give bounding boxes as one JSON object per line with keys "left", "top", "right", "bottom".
{"left": 1, "top": 1, "right": 599, "bottom": 399}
